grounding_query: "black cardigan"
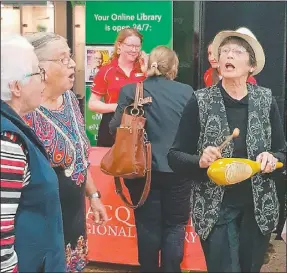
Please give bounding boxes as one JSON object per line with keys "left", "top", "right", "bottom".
{"left": 168, "top": 82, "right": 286, "bottom": 205}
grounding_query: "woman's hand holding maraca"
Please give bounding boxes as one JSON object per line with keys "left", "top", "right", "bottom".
{"left": 199, "top": 146, "right": 222, "bottom": 168}
{"left": 256, "top": 152, "right": 278, "bottom": 173}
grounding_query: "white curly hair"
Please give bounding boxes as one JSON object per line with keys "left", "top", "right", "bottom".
{"left": 1, "top": 32, "right": 35, "bottom": 101}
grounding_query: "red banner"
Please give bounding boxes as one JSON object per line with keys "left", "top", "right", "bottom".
{"left": 86, "top": 147, "right": 207, "bottom": 271}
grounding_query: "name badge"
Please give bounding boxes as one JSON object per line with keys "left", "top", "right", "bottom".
{"left": 135, "top": 73, "right": 144, "bottom": 77}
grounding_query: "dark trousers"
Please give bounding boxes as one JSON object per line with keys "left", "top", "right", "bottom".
{"left": 200, "top": 204, "right": 271, "bottom": 273}
{"left": 125, "top": 172, "right": 191, "bottom": 272}
{"left": 275, "top": 174, "right": 286, "bottom": 238}
{"left": 97, "top": 113, "right": 114, "bottom": 147}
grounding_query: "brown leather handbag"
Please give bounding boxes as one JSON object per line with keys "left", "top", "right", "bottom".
{"left": 100, "top": 82, "right": 152, "bottom": 209}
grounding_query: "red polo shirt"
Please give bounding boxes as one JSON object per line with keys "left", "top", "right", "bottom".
{"left": 91, "top": 58, "right": 145, "bottom": 103}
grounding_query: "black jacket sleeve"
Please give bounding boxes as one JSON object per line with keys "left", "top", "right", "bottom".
{"left": 270, "top": 97, "right": 286, "bottom": 164}
{"left": 167, "top": 93, "right": 206, "bottom": 178}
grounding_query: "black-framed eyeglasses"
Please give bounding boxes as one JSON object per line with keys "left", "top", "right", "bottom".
{"left": 41, "top": 54, "right": 74, "bottom": 66}
{"left": 24, "top": 67, "right": 46, "bottom": 82}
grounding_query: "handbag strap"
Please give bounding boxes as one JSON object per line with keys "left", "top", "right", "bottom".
{"left": 114, "top": 142, "right": 152, "bottom": 209}
{"left": 133, "top": 82, "right": 143, "bottom": 109}
{"left": 131, "top": 82, "right": 145, "bottom": 116}
{"left": 127, "top": 82, "right": 152, "bottom": 116}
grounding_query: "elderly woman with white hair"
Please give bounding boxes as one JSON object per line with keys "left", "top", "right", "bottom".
{"left": 168, "top": 27, "right": 286, "bottom": 272}
{"left": 23, "top": 32, "right": 108, "bottom": 272}
{"left": 1, "top": 33, "right": 66, "bottom": 272}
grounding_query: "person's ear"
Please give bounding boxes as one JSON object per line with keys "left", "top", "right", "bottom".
{"left": 116, "top": 42, "right": 122, "bottom": 55}
{"left": 9, "top": 80, "right": 22, "bottom": 98}
{"left": 249, "top": 66, "right": 257, "bottom": 73}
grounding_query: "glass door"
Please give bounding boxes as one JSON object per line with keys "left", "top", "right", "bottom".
{"left": 72, "top": 4, "right": 85, "bottom": 99}
{"left": 21, "top": 1, "right": 54, "bottom": 35}
{"left": 1, "top": 4, "right": 21, "bottom": 34}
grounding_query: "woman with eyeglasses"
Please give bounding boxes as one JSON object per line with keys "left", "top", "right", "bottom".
{"left": 23, "top": 32, "right": 108, "bottom": 272}
{"left": 88, "top": 27, "right": 148, "bottom": 147}
{"left": 168, "top": 27, "right": 286, "bottom": 272}
{"left": 204, "top": 41, "right": 257, "bottom": 87}
{"left": 1, "top": 33, "right": 66, "bottom": 272}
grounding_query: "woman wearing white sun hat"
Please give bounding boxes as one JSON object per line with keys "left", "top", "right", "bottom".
{"left": 168, "top": 27, "right": 286, "bottom": 272}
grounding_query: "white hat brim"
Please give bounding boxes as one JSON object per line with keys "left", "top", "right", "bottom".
{"left": 212, "top": 30, "right": 265, "bottom": 76}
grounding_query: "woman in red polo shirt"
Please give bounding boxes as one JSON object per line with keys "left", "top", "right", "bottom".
{"left": 88, "top": 28, "right": 147, "bottom": 147}
{"left": 204, "top": 42, "right": 257, "bottom": 87}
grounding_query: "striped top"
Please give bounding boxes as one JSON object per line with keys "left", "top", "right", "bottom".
{"left": 1, "top": 132, "right": 30, "bottom": 273}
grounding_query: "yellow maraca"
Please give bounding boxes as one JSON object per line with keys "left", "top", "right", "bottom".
{"left": 208, "top": 158, "right": 283, "bottom": 185}
{"left": 207, "top": 128, "right": 284, "bottom": 185}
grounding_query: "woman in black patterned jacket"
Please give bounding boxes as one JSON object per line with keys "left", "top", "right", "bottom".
{"left": 168, "top": 27, "right": 286, "bottom": 272}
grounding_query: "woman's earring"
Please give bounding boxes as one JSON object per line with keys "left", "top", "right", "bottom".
{"left": 117, "top": 48, "right": 121, "bottom": 54}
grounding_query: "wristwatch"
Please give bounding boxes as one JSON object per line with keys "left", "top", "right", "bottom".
{"left": 89, "top": 191, "right": 101, "bottom": 199}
